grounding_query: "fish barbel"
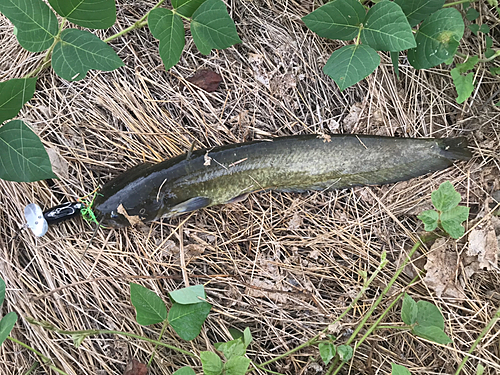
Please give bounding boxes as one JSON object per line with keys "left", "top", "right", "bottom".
{"left": 92, "top": 134, "right": 471, "bottom": 228}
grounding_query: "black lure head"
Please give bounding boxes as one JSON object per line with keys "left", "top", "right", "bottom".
{"left": 43, "top": 202, "right": 84, "bottom": 225}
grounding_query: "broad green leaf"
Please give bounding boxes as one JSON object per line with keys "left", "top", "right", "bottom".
{"left": 168, "top": 301, "right": 211, "bottom": 340}
{"left": 417, "top": 209, "right": 439, "bottom": 232}
{"left": 169, "top": 284, "right": 205, "bottom": 305}
{"left": 224, "top": 356, "right": 251, "bottom": 375}
{"left": 441, "top": 205, "right": 470, "bottom": 239}
{"left": 413, "top": 325, "right": 452, "bottom": 344}
{"left": 301, "top": 0, "right": 365, "bottom": 41}
{"left": 48, "top": 0, "right": 116, "bottom": 29}
{"left": 148, "top": 8, "right": 185, "bottom": 71}
{"left": 391, "top": 363, "right": 411, "bottom": 375}
{"left": 408, "top": 8, "right": 464, "bottom": 69}
{"left": 173, "top": 367, "right": 196, "bottom": 375}
{"left": 451, "top": 70, "right": 474, "bottom": 104}
{"left": 394, "top": 0, "right": 445, "bottom": 27}
{"left": 391, "top": 51, "right": 400, "bottom": 79}
{"left": 486, "top": 36, "right": 493, "bottom": 49}
{"left": 0, "top": 0, "right": 58, "bottom": 52}
{"left": 52, "top": 29, "right": 124, "bottom": 81}
{"left": 130, "top": 283, "right": 167, "bottom": 325}
{"left": 0, "top": 278, "right": 4, "bottom": 307}
{"left": 454, "top": 56, "right": 479, "bottom": 74}
{"left": 323, "top": 44, "right": 380, "bottom": 91}
{"left": 319, "top": 342, "right": 336, "bottom": 365}
{"left": 215, "top": 339, "right": 245, "bottom": 360}
{"left": 191, "top": 0, "right": 241, "bottom": 55}
{"left": 172, "top": 0, "right": 206, "bottom": 17}
{"left": 0, "top": 312, "right": 17, "bottom": 346}
{"left": 0, "top": 78, "right": 37, "bottom": 124}
{"left": 229, "top": 327, "right": 243, "bottom": 340}
{"left": 466, "top": 7, "right": 480, "bottom": 21}
{"left": 431, "top": 181, "right": 461, "bottom": 212}
{"left": 243, "top": 327, "right": 252, "bottom": 348}
{"left": 480, "top": 24, "right": 490, "bottom": 34}
{"left": 361, "top": 1, "right": 416, "bottom": 52}
{"left": 468, "top": 24, "right": 480, "bottom": 35}
{"left": 401, "top": 293, "right": 418, "bottom": 325}
{"left": 416, "top": 300, "right": 444, "bottom": 329}
{"left": 490, "top": 66, "right": 500, "bottom": 75}
{"left": 0, "top": 120, "right": 56, "bottom": 182}
{"left": 200, "top": 351, "right": 223, "bottom": 375}
{"left": 477, "top": 363, "right": 485, "bottom": 375}
{"left": 337, "top": 344, "right": 353, "bottom": 362}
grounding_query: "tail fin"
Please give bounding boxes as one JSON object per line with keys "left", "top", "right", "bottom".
{"left": 438, "top": 137, "right": 472, "bottom": 161}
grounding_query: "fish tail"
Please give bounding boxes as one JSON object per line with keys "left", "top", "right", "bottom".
{"left": 437, "top": 137, "right": 472, "bottom": 161}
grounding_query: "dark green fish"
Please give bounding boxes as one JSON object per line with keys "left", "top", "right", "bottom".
{"left": 92, "top": 134, "right": 471, "bottom": 228}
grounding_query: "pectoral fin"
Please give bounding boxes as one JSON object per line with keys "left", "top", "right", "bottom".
{"left": 170, "top": 196, "right": 211, "bottom": 215}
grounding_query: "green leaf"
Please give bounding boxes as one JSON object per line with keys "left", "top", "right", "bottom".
{"left": 0, "top": 120, "right": 56, "bottom": 182}
{"left": 441, "top": 205, "right": 470, "bottom": 239}
{"left": 323, "top": 44, "right": 380, "bottom": 91}
{"left": 0, "top": 278, "right": 4, "bottom": 307}
{"left": 465, "top": 7, "right": 480, "bottom": 21}
{"left": 47, "top": 0, "right": 116, "bottom": 29}
{"left": 200, "top": 351, "right": 223, "bottom": 375}
{"left": 408, "top": 8, "right": 464, "bottom": 69}
{"left": 130, "top": 283, "right": 167, "bottom": 325}
{"left": 416, "top": 300, "right": 444, "bottom": 329}
{"left": 0, "top": 312, "right": 17, "bottom": 346}
{"left": 0, "top": 0, "right": 58, "bottom": 52}
{"left": 190, "top": 0, "right": 241, "bottom": 55}
{"left": 173, "top": 367, "right": 196, "bottom": 375}
{"left": 417, "top": 209, "right": 439, "bottom": 232}
{"left": 169, "top": 284, "right": 206, "bottom": 305}
{"left": 172, "top": 0, "right": 206, "bottom": 17}
{"left": 476, "top": 363, "right": 485, "bottom": 375}
{"left": 243, "top": 327, "right": 252, "bottom": 348}
{"left": 214, "top": 339, "right": 246, "bottom": 360}
{"left": 468, "top": 24, "right": 480, "bottom": 35}
{"left": 431, "top": 181, "right": 461, "bottom": 212}
{"left": 168, "top": 301, "right": 211, "bottom": 340}
{"left": 391, "top": 51, "right": 400, "bottom": 79}
{"left": 301, "top": 0, "right": 365, "bottom": 41}
{"left": 401, "top": 293, "right": 418, "bottom": 325}
{"left": 319, "top": 342, "right": 336, "bottom": 365}
{"left": 361, "top": 1, "right": 416, "bottom": 52}
{"left": 337, "top": 345, "right": 353, "bottom": 362}
{"left": 391, "top": 363, "right": 411, "bottom": 375}
{"left": 229, "top": 327, "right": 243, "bottom": 340}
{"left": 490, "top": 66, "right": 500, "bottom": 75}
{"left": 413, "top": 325, "right": 452, "bottom": 344}
{"left": 451, "top": 69, "right": 474, "bottom": 104}
{"left": 480, "top": 24, "right": 490, "bottom": 34}
{"left": 52, "top": 29, "right": 124, "bottom": 81}
{"left": 0, "top": 77, "right": 37, "bottom": 124}
{"left": 486, "top": 36, "right": 493, "bottom": 49}
{"left": 148, "top": 8, "right": 185, "bottom": 71}
{"left": 394, "top": 0, "right": 445, "bottom": 27}
{"left": 224, "top": 356, "right": 251, "bottom": 375}
{"left": 454, "top": 55, "right": 479, "bottom": 74}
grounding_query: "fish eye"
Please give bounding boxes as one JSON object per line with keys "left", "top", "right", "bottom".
{"left": 110, "top": 211, "right": 119, "bottom": 218}
{"left": 139, "top": 208, "right": 146, "bottom": 215}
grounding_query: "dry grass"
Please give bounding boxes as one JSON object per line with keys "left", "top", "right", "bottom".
{"left": 1, "top": 1, "right": 500, "bottom": 374}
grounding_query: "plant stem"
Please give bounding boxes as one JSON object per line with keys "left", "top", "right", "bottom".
{"left": 455, "top": 50, "right": 500, "bottom": 63}
{"left": 7, "top": 336, "right": 69, "bottom": 375}
{"left": 454, "top": 305, "right": 500, "bottom": 375}
{"left": 104, "top": 0, "right": 165, "bottom": 43}
{"left": 255, "top": 255, "right": 388, "bottom": 370}
{"left": 148, "top": 320, "right": 169, "bottom": 366}
{"left": 326, "top": 241, "right": 423, "bottom": 375}
{"left": 443, "top": 0, "right": 477, "bottom": 7}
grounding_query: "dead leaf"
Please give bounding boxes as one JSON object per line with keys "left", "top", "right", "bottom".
{"left": 123, "top": 359, "right": 148, "bottom": 375}
{"left": 423, "top": 238, "right": 466, "bottom": 299}
{"left": 46, "top": 148, "right": 69, "bottom": 179}
{"left": 343, "top": 102, "right": 364, "bottom": 132}
{"left": 463, "top": 218, "right": 499, "bottom": 277}
{"left": 117, "top": 204, "right": 144, "bottom": 227}
{"left": 288, "top": 212, "right": 303, "bottom": 230}
{"left": 186, "top": 69, "right": 222, "bottom": 92}
{"left": 245, "top": 278, "right": 288, "bottom": 303}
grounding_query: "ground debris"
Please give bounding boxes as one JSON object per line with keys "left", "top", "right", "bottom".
{"left": 186, "top": 69, "right": 222, "bottom": 92}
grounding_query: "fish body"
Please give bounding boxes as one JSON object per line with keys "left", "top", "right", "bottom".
{"left": 92, "top": 134, "right": 471, "bottom": 228}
